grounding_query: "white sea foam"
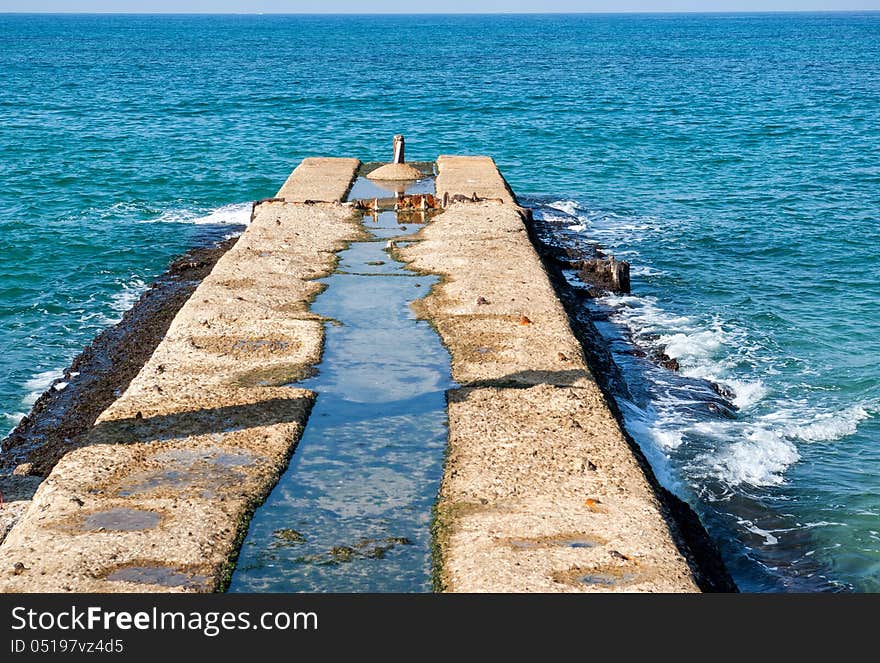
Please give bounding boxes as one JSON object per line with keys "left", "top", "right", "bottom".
{"left": 548, "top": 199, "right": 581, "bottom": 217}
{"left": 546, "top": 200, "right": 662, "bottom": 248}
{"left": 599, "top": 293, "right": 769, "bottom": 409}
{"left": 153, "top": 202, "right": 251, "bottom": 226}
{"left": 22, "top": 370, "right": 63, "bottom": 406}
{"left": 617, "top": 401, "right": 682, "bottom": 492}
{"left": 599, "top": 293, "right": 693, "bottom": 336}
{"left": 23, "top": 370, "right": 61, "bottom": 392}
{"left": 629, "top": 411, "right": 801, "bottom": 489}
{"left": 1, "top": 411, "right": 26, "bottom": 438}
{"left": 767, "top": 403, "right": 874, "bottom": 443}
{"left": 650, "top": 426, "right": 684, "bottom": 450}
{"left": 81, "top": 201, "right": 152, "bottom": 222}
{"left": 109, "top": 277, "right": 147, "bottom": 315}
{"left": 540, "top": 197, "right": 876, "bottom": 493}
{"left": 622, "top": 403, "right": 684, "bottom": 451}
{"left": 83, "top": 277, "right": 151, "bottom": 328}
{"left": 725, "top": 380, "right": 768, "bottom": 411}
{"left": 679, "top": 401, "right": 874, "bottom": 488}
{"left": 596, "top": 282, "right": 807, "bottom": 489}
{"left": 659, "top": 329, "right": 728, "bottom": 371}
{"left": 630, "top": 265, "right": 665, "bottom": 277}
{"left": 703, "top": 428, "right": 801, "bottom": 487}
{"left": 739, "top": 519, "right": 780, "bottom": 546}
{"left": 83, "top": 201, "right": 251, "bottom": 228}
{"left": 798, "top": 404, "right": 872, "bottom": 442}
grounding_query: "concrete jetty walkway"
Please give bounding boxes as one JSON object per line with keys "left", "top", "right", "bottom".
{"left": 0, "top": 158, "right": 362, "bottom": 592}
{"left": 399, "top": 156, "right": 699, "bottom": 592}
{"left": 0, "top": 154, "right": 702, "bottom": 593}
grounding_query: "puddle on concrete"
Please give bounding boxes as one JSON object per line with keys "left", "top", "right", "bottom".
{"left": 235, "top": 364, "right": 318, "bottom": 388}
{"left": 83, "top": 508, "right": 161, "bottom": 532}
{"left": 347, "top": 173, "right": 435, "bottom": 200}
{"left": 117, "top": 448, "right": 255, "bottom": 499}
{"left": 553, "top": 565, "right": 639, "bottom": 588}
{"left": 151, "top": 448, "right": 255, "bottom": 467}
{"left": 506, "top": 534, "right": 602, "bottom": 550}
{"left": 579, "top": 571, "right": 638, "bottom": 586}
{"left": 228, "top": 177, "right": 454, "bottom": 592}
{"left": 105, "top": 564, "right": 209, "bottom": 589}
{"left": 117, "top": 468, "right": 235, "bottom": 499}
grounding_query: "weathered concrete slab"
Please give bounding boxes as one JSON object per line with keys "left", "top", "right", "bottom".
{"left": 0, "top": 473, "right": 41, "bottom": 544}
{"left": 0, "top": 159, "right": 362, "bottom": 592}
{"left": 435, "top": 155, "right": 517, "bottom": 205}
{"left": 398, "top": 157, "right": 700, "bottom": 592}
{"left": 276, "top": 157, "right": 360, "bottom": 202}
{"left": 404, "top": 204, "right": 591, "bottom": 389}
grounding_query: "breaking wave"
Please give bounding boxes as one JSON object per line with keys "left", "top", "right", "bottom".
{"left": 541, "top": 199, "right": 874, "bottom": 491}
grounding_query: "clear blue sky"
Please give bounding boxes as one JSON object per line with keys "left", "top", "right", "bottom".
{"left": 1, "top": 1, "right": 879, "bottom": 12}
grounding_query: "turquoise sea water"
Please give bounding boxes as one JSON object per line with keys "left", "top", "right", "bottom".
{"left": 1, "top": 13, "right": 879, "bottom": 592}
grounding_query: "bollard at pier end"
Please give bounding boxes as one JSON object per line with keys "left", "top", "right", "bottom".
{"left": 393, "top": 135, "right": 405, "bottom": 164}
{"left": 367, "top": 134, "right": 422, "bottom": 181}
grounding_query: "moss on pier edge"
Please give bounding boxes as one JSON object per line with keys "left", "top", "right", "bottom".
{"left": 217, "top": 395, "right": 317, "bottom": 592}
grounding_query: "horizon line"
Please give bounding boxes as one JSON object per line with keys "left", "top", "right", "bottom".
{"left": 1, "top": 10, "right": 879, "bottom": 15}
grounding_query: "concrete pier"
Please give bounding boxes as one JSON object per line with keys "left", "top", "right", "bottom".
{"left": 276, "top": 157, "right": 360, "bottom": 202}
{"left": 0, "top": 158, "right": 362, "bottom": 592}
{"left": 0, "top": 153, "right": 707, "bottom": 593}
{"left": 399, "top": 156, "right": 700, "bottom": 592}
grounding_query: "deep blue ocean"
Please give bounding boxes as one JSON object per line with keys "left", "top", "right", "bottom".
{"left": 1, "top": 12, "right": 879, "bottom": 592}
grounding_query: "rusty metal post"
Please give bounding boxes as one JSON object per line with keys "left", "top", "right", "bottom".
{"left": 393, "top": 135, "right": 405, "bottom": 164}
